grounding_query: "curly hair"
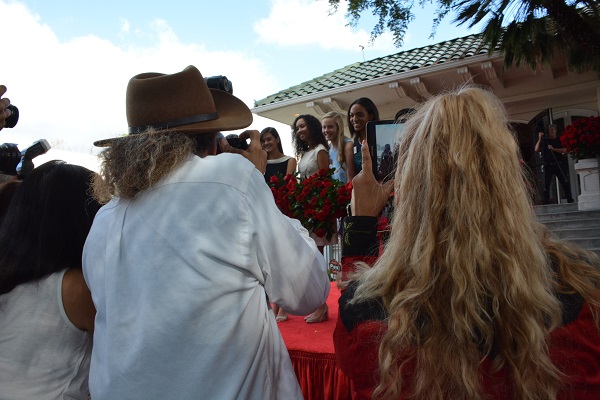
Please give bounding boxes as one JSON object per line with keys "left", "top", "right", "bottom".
{"left": 350, "top": 86, "right": 600, "bottom": 399}
{"left": 93, "top": 130, "right": 214, "bottom": 201}
{"left": 291, "top": 114, "right": 328, "bottom": 158}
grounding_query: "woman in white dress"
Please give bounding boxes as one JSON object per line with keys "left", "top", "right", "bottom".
{"left": 292, "top": 114, "right": 333, "bottom": 323}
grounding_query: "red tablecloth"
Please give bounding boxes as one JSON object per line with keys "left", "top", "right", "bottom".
{"left": 277, "top": 282, "right": 356, "bottom": 400}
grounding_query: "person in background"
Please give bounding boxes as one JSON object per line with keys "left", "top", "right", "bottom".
{"left": 292, "top": 114, "right": 333, "bottom": 323}
{"left": 347, "top": 97, "right": 380, "bottom": 181}
{"left": 261, "top": 127, "right": 298, "bottom": 323}
{"left": 535, "top": 123, "right": 574, "bottom": 204}
{"left": 322, "top": 111, "right": 353, "bottom": 184}
{"left": 335, "top": 87, "right": 600, "bottom": 400}
{"left": 293, "top": 114, "right": 330, "bottom": 180}
{"left": 84, "top": 66, "right": 329, "bottom": 400}
{"left": 261, "top": 127, "right": 297, "bottom": 184}
{"left": 0, "top": 160, "right": 101, "bottom": 400}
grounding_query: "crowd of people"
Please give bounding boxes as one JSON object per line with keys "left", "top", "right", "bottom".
{"left": 0, "top": 68, "right": 599, "bottom": 400}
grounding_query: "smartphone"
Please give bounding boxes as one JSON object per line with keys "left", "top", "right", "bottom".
{"left": 366, "top": 120, "right": 404, "bottom": 182}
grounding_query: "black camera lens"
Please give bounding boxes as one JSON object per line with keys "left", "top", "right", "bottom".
{"left": 204, "top": 76, "right": 233, "bottom": 94}
{"left": 0, "top": 143, "right": 21, "bottom": 175}
{"left": 5, "top": 105, "right": 19, "bottom": 129}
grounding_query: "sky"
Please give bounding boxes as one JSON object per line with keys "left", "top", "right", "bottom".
{"left": 0, "top": 0, "right": 475, "bottom": 171}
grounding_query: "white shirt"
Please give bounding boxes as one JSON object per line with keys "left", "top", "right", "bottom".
{"left": 0, "top": 270, "right": 92, "bottom": 400}
{"left": 298, "top": 144, "right": 328, "bottom": 179}
{"left": 83, "top": 153, "right": 329, "bottom": 400}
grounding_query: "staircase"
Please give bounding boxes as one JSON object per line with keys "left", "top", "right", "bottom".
{"left": 535, "top": 203, "right": 600, "bottom": 256}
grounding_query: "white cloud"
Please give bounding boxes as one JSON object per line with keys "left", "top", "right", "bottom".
{"left": 254, "top": 0, "right": 396, "bottom": 52}
{"left": 0, "top": 0, "right": 292, "bottom": 159}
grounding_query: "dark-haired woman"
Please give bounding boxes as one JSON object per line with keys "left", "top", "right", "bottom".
{"left": 0, "top": 160, "right": 102, "bottom": 399}
{"left": 347, "top": 97, "right": 380, "bottom": 181}
{"left": 292, "top": 114, "right": 334, "bottom": 323}
{"left": 261, "top": 127, "right": 297, "bottom": 184}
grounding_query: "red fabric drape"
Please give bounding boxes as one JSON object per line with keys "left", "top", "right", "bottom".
{"left": 288, "top": 350, "right": 356, "bottom": 400}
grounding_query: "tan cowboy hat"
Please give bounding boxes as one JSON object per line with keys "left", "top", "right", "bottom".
{"left": 94, "top": 65, "right": 253, "bottom": 146}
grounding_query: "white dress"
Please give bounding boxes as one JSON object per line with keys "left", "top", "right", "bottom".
{"left": 297, "top": 144, "right": 338, "bottom": 246}
{"left": 297, "top": 143, "right": 328, "bottom": 179}
{"left": 83, "top": 153, "right": 330, "bottom": 400}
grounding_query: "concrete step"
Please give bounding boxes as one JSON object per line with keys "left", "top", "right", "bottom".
{"left": 535, "top": 205, "right": 600, "bottom": 255}
{"left": 534, "top": 203, "right": 578, "bottom": 215}
{"left": 551, "top": 227, "right": 600, "bottom": 240}
{"left": 553, "top": 237, "right": 600, "bottom": 250}
{"left": 535, "top": 210, "right": 600, "bottom": 222}
{"left": 542, "top": 218, "right": 600, "bottom": 230}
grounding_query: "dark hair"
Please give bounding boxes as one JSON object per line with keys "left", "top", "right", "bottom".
{"left": 394, "top": 108, "right": 416, "bottom": 123}
{"left": 260, "top": 127, "right": 284, "bottom": 154}
{"left": 291, "top": 114, "right": 328, "bottom": 158}
{"left": 0, "top": 180, "right": 21, "bottom": 226}
{"left": 0, "top": 160, "right": 102, "bottom": 295}
{"left": 347, "top": 97, "right": 380, "bottom": 139}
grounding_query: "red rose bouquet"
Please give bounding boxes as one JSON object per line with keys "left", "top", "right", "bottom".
{"left": 561, "top": 116, "right": 600, "bottom": 161}
{"left": 269, "top": 168, "right": 352, "bottom": 241}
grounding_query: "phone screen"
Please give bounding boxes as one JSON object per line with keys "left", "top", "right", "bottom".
{"left": 366, "top": 120, "right": 404, "bottom": 181}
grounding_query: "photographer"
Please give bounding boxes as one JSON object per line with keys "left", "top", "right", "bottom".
{"left": 84, "top": 65, "right": 329, "bottom": 400}
{"left": 535, "top": 124, "right": 574, "bottom": 204}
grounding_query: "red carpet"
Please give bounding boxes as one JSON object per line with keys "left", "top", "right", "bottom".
{"left": 277, "top": 282, "right": 356, "bottom": 400}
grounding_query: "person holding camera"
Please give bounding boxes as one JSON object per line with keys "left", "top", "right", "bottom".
{"left": 334, "top": 87, "right": 600, "bottom": 400}
{"left": 0, "top": 160, "right": 101, "bottom": 399}
{"left": 535, "top": 124, "right": 574, "bottom": 204}
{"left": 83, "top": 65, "right": 329, "bottom": 400}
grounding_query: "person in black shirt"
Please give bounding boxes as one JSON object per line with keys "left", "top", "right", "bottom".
{"left": 535, "top": 124, "right": 574, "bottom": 204}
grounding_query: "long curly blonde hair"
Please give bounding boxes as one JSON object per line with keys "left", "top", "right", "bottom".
{"left": 92, "top": 130, "right": 198, "bottom": 201}
{"left": 351, "top": 86, "right": 600, "bottom": 399}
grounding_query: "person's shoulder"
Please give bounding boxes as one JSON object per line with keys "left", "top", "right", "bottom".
{"left": 339, "top": 281, "right": 387, "bottom": 333}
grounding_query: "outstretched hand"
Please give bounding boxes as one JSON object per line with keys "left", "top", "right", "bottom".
{"left": 219, "top": 129, "right": 267, "bottom": 174}
{"left": 350, "top": 140, "right": 394, "bottom": 217}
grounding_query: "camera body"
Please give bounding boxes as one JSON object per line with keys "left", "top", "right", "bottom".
{"left": 225, "top": 134, "right": 248, "bottom": 151}
{"left": 0, "top": 139, "right": 51, "bottom": 178}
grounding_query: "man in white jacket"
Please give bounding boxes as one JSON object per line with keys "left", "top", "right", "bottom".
{"left": 83, "top": 65, "right": 329, "bottom": 400}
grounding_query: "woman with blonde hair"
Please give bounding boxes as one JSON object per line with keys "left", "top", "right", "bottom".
{"left": 322, "top": 111, "right": 354, "bottom": 184}
{"left": 334, "top": 86, "right": 600, "bottom": 400}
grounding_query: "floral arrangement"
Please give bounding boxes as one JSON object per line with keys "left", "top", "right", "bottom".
{"left": 560, "top": 116, "right": 600, "bottom": 161}
{"left": 269, "top": 168, "right": 352, "bottom": 241}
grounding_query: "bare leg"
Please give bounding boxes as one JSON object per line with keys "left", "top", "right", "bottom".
{"left": 305, "top": 245, "right": 328, "bottom": 322}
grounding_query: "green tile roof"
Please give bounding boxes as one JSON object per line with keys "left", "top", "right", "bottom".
{"left": 254, "top": 33, "right": 491, "bottom": 107}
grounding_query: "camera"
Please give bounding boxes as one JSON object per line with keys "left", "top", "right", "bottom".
{"left": 0, "top": 139, "right": 51, "bottom": 178}
{"left": 224, "top": 134, "right": 248, "bottom": 151}
{"left": 204, "top": 75, "right": 233, "bottom": 95}
{"left": 4, "top": 104, "right": 19, "bottom": 129}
